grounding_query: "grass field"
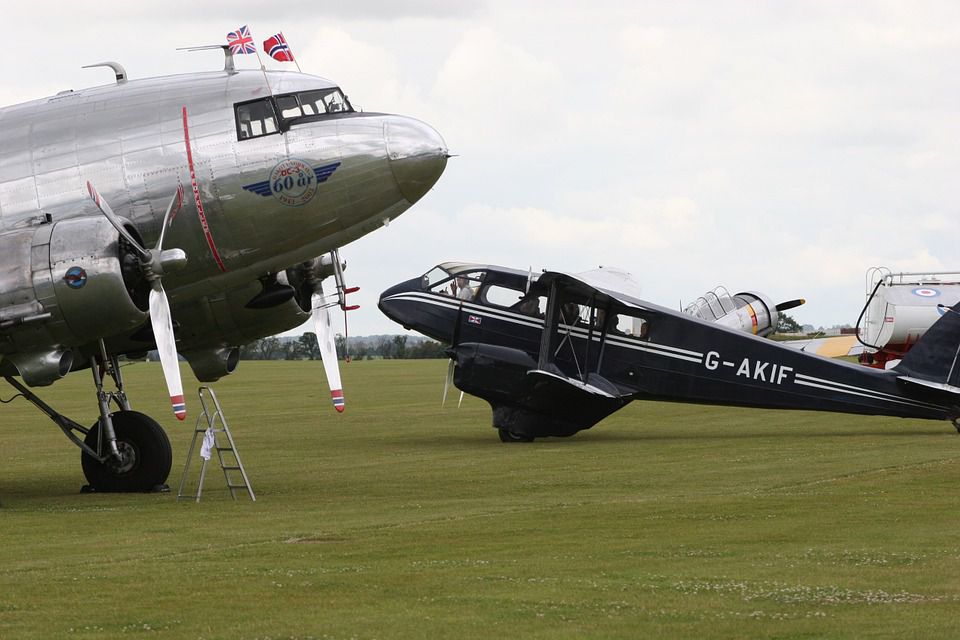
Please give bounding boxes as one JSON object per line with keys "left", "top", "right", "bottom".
{"left": 2, "top": 359, "right": 960, "bottom": 638}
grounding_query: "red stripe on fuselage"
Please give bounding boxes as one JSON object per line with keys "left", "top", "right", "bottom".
{"left": 182, "top": 106, "right": 227, "bottom": 273}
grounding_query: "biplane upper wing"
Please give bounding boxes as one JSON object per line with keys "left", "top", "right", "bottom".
{"left": 534, "top": 267, "right": 649, "bottom": 311}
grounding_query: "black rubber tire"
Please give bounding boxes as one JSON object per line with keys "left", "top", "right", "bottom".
{"left": 498, "top": 427, "right": 534, "bottom": 443}
{"left": 81, "top": 411, "right": 173, "bottom": 492}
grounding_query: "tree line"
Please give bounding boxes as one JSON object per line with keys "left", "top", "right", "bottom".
{"left": 240, "top": 333, "right": 448, "bottom": 361}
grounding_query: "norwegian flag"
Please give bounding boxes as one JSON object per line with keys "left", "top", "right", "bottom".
{"left": 227, "top": 25, "right": 256, "bottom": 55}
{"left": 264, "top": 32, "right": 295, "bottom": 62}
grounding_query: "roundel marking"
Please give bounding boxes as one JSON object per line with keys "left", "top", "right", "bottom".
{"left": 64, "top": 266, "right": 88, "bottom": 289}
{"left": 912, "top": 287, "right": 940, "bottom": 298}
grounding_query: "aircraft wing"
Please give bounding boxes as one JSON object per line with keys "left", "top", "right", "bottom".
{"left": 780, "top": 335, "right": 864, "bottom": 358}
{"left": 535, "top": 269, "right": 650, "bottom": 311}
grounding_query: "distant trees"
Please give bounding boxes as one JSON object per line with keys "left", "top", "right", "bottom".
{"left": 240, "top": 334, "right": 448, "bottom": 361}
{"left": 776, "top": 313, "right": 802, "bottom": 334}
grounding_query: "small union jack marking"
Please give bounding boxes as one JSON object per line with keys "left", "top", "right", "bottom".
{"left": 468, "top": 315, "right": 482, "bottom": 325}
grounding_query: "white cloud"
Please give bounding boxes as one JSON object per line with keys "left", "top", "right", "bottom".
{"left": 431, "top": 27, "right": 565, "bottom": 149}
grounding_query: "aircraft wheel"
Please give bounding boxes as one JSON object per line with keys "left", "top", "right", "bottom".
{"left": 81, "top": 411, "right": 173, "bottom": 492}
{"left": 498, "top": 428, "right": 534, "bottom": 443}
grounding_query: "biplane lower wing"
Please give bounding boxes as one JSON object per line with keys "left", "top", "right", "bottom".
{"left": 449, "top": 343, "right": 627, "bottom": 440}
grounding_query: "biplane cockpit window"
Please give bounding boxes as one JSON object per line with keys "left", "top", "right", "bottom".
{"left": 235, "top": 98, "right": 279, "bottom": 140}
{"left": 424, "top": 268, "right": 485, "bottom": 301}
{"left": 422, "top": 267, "right": 451, "bottom": 290}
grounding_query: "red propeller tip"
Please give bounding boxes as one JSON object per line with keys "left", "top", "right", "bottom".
{"left": 172, "top": 396, "right": 186, "bottom": 421}
{"left": 331, "top": 389, "right": 345, "bottom": 413}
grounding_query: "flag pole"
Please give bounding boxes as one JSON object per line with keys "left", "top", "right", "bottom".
{"left": 286, "top": 32, "right": 303, "bottom": 73}
{"left": 252, "top": 38, "right": 275, "bottom": 97}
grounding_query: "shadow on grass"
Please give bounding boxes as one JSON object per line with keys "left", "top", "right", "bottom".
{"left": 396, "top": 426, "right": 954, "bottom": 448}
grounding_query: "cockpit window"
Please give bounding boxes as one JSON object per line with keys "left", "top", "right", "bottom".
{"left": 235, "top": 88, "right": 353, "bottom": 141}
{"left": 422, "top": 267, "right": 453, "bottom": 290}
{"left": 235, "top": 98, "right": 279, "bottom": 140}
{"left": 424, "top": 268, "right": 485, "bottom": 301}
{"left": 296, "top": 88, "right": 352, "bottom": 115}
{"left": 274, "top": 89, "right": 353, "bottom": 121}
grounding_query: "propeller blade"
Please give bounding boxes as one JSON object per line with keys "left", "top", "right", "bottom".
{"left": 442, "top": 358, "right": 454, "bottom": 406}
{"left": 313, "top": 294, "right": 345, "bottom": 413}
{"left": 86, "top": 181, "right": 150, "bottom": 261}
{"left": 775, "top": 298, "right": 806, "bottom": 312}
{"left": 458, "top": 391, "right": 465, "bottom": 408}
{"left": 149, "top": 287, "right": 185, "bottom": 420}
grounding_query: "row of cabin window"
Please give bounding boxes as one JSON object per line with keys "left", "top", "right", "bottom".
{"left": 433, "top": 277, "right": 649, "bottom": 337}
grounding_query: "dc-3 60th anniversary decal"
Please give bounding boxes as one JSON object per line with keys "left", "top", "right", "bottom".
{"left": 242, "top": 159, "right": 341, "bottom": 206}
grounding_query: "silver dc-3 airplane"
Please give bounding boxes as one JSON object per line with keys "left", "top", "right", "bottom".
{"left": 0, "top": 53, "right": 447, "bottom": 491}
{"left": 379, "top": 263, "right": 960, "bottom": 442}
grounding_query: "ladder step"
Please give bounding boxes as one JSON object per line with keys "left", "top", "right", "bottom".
{"left": 177, "top": 386, "right": 254, "bottom": 502}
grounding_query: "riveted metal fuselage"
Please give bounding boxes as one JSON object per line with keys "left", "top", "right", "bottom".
{"left": 0, "top": 69, "right": 447, "bottom": 359}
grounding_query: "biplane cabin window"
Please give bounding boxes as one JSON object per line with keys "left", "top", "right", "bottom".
{"left": 235, "top": 99, "right": 279, "bottom": 139}
{"left": 483, "top": 285, "right": 524, "bottom": 308}
{"left": 554, "top": 301, "right": 648, "bottom": 338}
{"left": 615, "top": 312, "right": 649, "bottom": 338}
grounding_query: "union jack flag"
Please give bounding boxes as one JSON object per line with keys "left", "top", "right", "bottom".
{"left": 264, "top": 32, "right": 295, "bottom": 62}
{"left": 227, "top": 25, "right": 256, "bottom": 55}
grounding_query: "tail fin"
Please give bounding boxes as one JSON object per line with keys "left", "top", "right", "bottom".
{"left": 893, "top": 302, "right": 960, "bottom": 388}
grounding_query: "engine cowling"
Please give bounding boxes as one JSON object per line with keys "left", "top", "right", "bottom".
{"left": 684, "top": 288, "right": 797, "bottom": 338}
{"left": 0, "top": 216, "right": 148, "bottom": 360}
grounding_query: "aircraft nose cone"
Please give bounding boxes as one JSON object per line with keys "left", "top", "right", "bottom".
{"left": 385, "top": 117, "right": 448, "bottom": 204}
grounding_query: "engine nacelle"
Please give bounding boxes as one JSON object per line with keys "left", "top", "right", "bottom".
{"left": 0, "top": 216, "right": 148, "bottom": 366}
{"left": 284, "top": 254, "right": 346, "bottom": 312}
{"left": 4, "top": 348, "right": 74, "bottom": 387}
{"left": 183, "top": 346, "right": 240, "bottom": 383}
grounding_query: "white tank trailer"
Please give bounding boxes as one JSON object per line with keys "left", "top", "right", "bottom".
{"left": 857, "top": 267, "right": 960, "bottom": 368}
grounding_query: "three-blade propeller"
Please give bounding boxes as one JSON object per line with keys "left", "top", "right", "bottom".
{"left": 312, "top": 285, "right": 345, "bottom": 413}
{"left": 296, "top": 251, "right": 358, "bottom": 414}
{"left": 87, "top": 181, "right": 187, "bottom": 420}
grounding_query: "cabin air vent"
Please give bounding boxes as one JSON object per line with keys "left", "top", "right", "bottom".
{"left": 81, "top": 61, "right": 128, "bottom": 85}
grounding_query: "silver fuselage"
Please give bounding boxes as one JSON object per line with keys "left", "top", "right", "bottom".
{"left": 0, "top": 69, "right": 447, "bottom": 379}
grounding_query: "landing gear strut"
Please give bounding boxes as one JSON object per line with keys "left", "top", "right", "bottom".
{"left": 4, "top": 340, "right": 172, "bottom": 492}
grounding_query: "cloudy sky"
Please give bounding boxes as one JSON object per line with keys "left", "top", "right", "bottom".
{"left": 5, "top": 1, "right": 960, "bottom": 335}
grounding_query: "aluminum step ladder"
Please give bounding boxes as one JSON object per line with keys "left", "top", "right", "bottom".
{"left": 177, "top": 386, "right": 256, "bottom": 502}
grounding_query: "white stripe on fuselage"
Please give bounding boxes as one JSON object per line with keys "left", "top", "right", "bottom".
{"left": 384, "top": 291, "right": 949, "bottom": 412}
